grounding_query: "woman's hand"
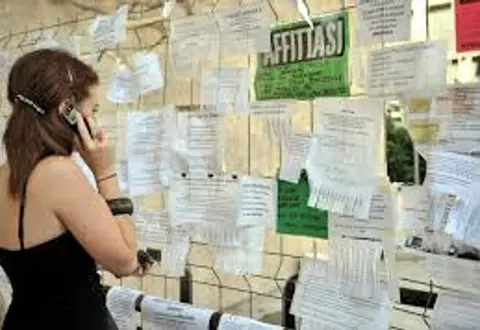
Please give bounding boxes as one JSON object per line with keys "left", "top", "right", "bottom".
{"left": 74, "top": 112, "right": 116, "bottom": 179}
{"left": 132, "top": 250, "right": 155, "bottom": 277}
{"left": 113, "top": 251, "right": 155, "bottom": 278}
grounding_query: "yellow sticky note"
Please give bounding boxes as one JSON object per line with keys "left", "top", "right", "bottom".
{"left": 408, "top": 119, "right": 440, "bottom": 144}
{"left": 408, "top": 98, "right": 431, "bottom": 113}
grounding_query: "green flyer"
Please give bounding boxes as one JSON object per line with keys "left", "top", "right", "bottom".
{"left": 254, "top": 11, "right": 350, "bottom": 100}
{"left": 277, "top": 170, "right": 328, "bottom": 239}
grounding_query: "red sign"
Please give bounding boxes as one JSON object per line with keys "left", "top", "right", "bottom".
{"left": 455, "top": 0, "right": 480, "bottom": 52}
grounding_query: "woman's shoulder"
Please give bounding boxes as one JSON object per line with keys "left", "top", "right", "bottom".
{"left": 30, "top": 156, "right": 87, "bottom": 190}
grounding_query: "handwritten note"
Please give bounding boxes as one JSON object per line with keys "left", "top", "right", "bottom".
{"left": 141, "top": 296, "right": 214, "bottom": 330}
{"left": 201, "top": 68, "right": 250, "bottom": 113}
{"left": 89, "top": 5, "right": 128, "bottom": 53}
{"left": 106, "top": 286, "right": 142, "bottom": 330}
{"left": 367, "top": 41, "right": 447, "bottom": 97}
{"left": 279, "top": 134, "right": 312, "bottom": 183}
{"left": 126, "top": 108, "right": 176, "bottom": 196}
{"left": 214, "top": 0, "right": 271, "bottom": 54}
{"left": 357, "top": 0, "right": 411, "bottom": 45}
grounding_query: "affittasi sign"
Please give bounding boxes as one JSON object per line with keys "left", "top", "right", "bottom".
{"left": 254, "top": 11, "right": 350, "bottom": 100}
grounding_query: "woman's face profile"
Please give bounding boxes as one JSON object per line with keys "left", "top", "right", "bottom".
{"left": 77, "top": 85, "right": 100, "bottom": 119}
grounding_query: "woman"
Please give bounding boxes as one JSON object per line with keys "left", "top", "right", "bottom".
{"left": 0, "top": 49, "right": 148, "bottom": 329}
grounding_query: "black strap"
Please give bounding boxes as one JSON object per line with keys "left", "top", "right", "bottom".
{"left": 17, "top": 180, "right": 28, "bottom": 251}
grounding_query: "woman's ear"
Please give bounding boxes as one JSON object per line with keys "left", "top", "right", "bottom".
{"left": 57, "top": 99, "right": 71, "bottom": 115}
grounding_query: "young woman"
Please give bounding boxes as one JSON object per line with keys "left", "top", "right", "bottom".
{"left": 0, "top": 49, "right": 148, "bottom": 329}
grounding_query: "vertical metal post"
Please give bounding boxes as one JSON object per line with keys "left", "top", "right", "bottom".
{"left": 179, "top": 267, "right": 193, "bottom": 304}
{"left": 414, "top": 0, "right": 430, "bottom": 185}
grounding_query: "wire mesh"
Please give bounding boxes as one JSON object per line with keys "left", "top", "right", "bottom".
{"left": 0, "top": 1, "right": 462, "bottom": 329}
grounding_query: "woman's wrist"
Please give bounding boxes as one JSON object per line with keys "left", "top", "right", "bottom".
{"left": 93, "top": 168, "right": 116, "bottom": 181}
{"left": 97, "top": 175, "right": 124, "bottom": 200}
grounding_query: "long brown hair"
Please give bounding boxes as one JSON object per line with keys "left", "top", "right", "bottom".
{"left": 3, "top": 49, "right": 99, "bottom": 198}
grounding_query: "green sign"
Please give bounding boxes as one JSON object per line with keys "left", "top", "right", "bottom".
{"left": 277, "top": 170, "right": 328, "bottom": 238}
{"left": 254, "top": 11, "right": 350, "bottom": 100}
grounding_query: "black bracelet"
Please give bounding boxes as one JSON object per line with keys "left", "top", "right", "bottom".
{"left": 97, "top": 173, "right": 117, "bottom": 184}
{"left": 106, "top": 198, "right": 134, "bottom": 216}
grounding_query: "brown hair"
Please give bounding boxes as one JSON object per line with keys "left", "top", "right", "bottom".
{"left": 3, "top": 49, "right": 99, "bottom": 198}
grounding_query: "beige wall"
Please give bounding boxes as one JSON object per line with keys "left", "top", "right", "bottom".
{"left": 0, "top": 1, "right": 468, "bottom": 328}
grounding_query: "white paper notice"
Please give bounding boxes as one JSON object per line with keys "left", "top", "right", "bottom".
{"left": 427, "top": 150, "right": 480, "bottom": 197}
{"left": 357, "top": 0, "right": 412, "bottom": 45}
{"left": 169, "top": 14, "right": 219, "bottom": 77}
{"left": 279, "top": 134, "right": 312, "bottom": 182}
{"left": 329, "top": 190, "right": 394, "bottom": 241}
{"left": 426, "top": 253, "right": 480, "bottom": 292}
{"left": 141, "top": 296, "right": 213, "bottom": 330}
{"left": 169, "top": 175, "right": 239, "bottom": 245}
{"left": 440, "top": 84, "right": 480, "bottom": 154}
{"left": 126, "top": 108, "right": 176, "bottom": 196}
{"left": 214, "top": 0, "right": 271, "bottom": 54}
{"left": 328, "top": 239, "right": 385, "bottom": 300}
{"left": 106, "top": 286, "right": 142, "bottom": 330}
{"left": 237, "top": 177, "right": 277, "bottom": 227}
{"left": 445, "top": 182, "right": 480, "bottom": 251}
{"left": 293, "top": 259, "right": 390, "bottom": 330}
{"left": 215, "top": 226, "right": 265, "bottom": 275}
{"left": 307, "top": 98, "right": 384, "bottom": 219}
{"left": 431, "top": 290, "right": 480, "bottom": 329}
{"left": 367, "top": 41, "right": 447, "bottom": 97}
{"left": 174, "top": 112, "right": 223, "bottom": 176}
{"left": 133, "top": 52, "right": 164, "bottom": 95}
{"left": 107, "top": 66, "right": 137, "bottom": 104}
{"left": 201, "top": 68, "right": 250, "bottom": 113}
{"left": 89, "top": 5, "right": 128, "bottom": 53}
{"left": 135, "top": 209, "right": 170, "bottom": 250}
{"left": 249, "top": 100, "right": 296, "bottom": 144}
{"left": 218, "top": 314, "right": 282, "bottom": 330}
{"left": 399, "top": 185, "right": 429, "bottom": 237}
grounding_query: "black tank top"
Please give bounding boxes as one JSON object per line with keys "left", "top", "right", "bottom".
{"left": 0, "top": 178, "right": 118, "bottom": 330}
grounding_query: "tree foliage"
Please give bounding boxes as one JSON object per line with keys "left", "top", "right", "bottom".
{"left": 385, "top": 116, "right": 426, "bottom": 184}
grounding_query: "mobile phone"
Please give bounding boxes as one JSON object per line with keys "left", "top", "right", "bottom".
{"left": 61, "top": 103, "right": 93, "bottom": 138}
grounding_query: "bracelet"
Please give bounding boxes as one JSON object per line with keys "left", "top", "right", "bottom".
{"left": 106, "top": 197, "right": 134, "bottom": 216}
{"left": 96, "top": 172, "right": 117, "bottom": 184}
